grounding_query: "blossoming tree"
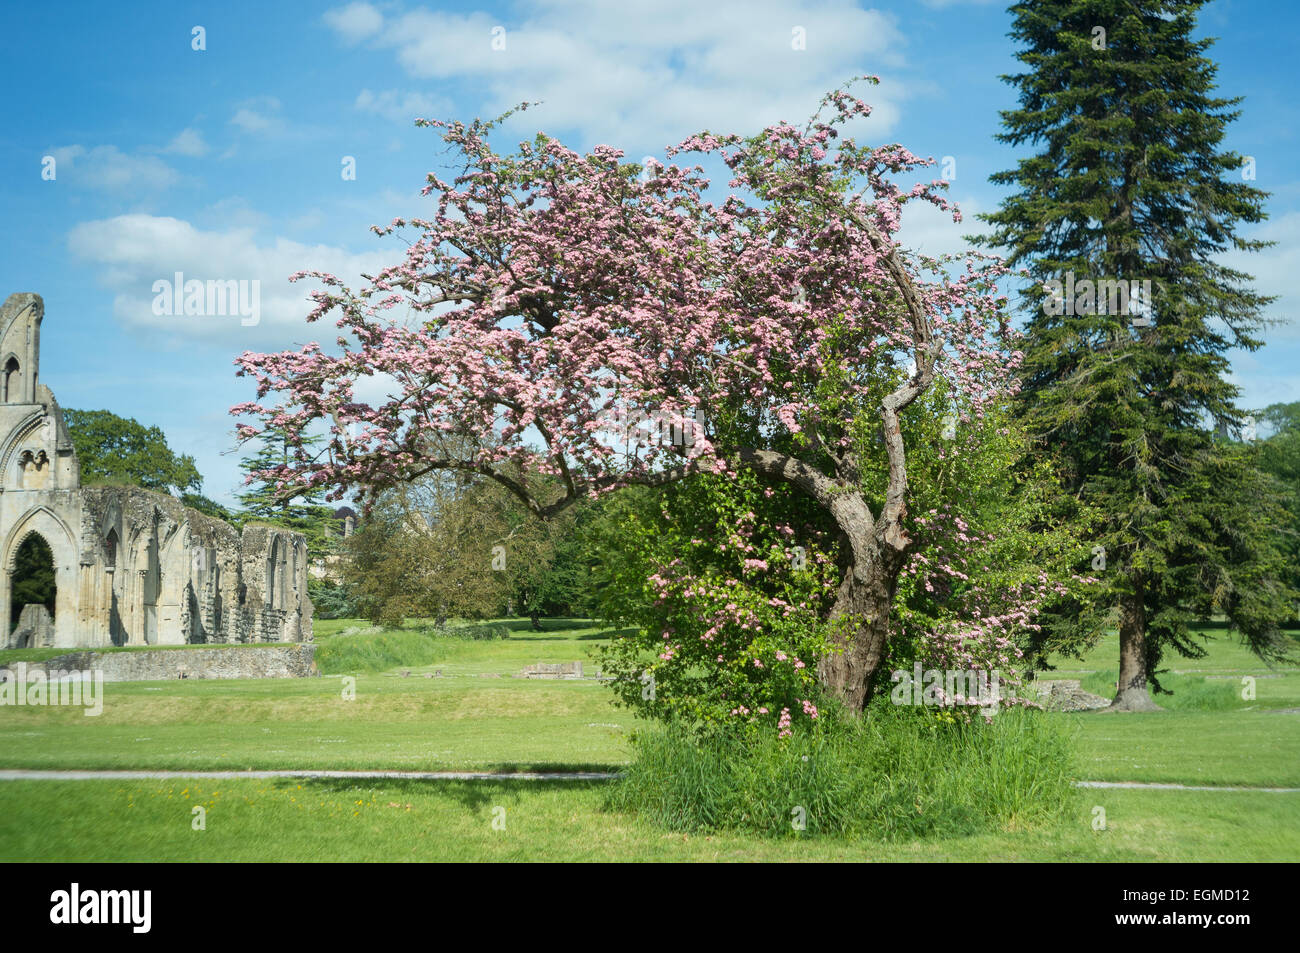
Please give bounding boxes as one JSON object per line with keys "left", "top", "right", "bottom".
{"left": 233, "top": 81, "right": 1033, "bottom": 712}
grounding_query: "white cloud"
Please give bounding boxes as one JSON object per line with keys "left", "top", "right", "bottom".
{"left": 324, "top": 0, "right": 908, "bottom": 150}
{"left": 163, "top": 128, "right": 210, "bottom": 157}
{"left": 230, "top": 98, "right": 284, "bottom": 135}
{"left": 46, "top": 145, "right": 178, "bottom": 191}
{"left": 1226, "top": 344, "right": 1300, "bottom": 408}
{"left": 355, "top": 88, "right": 448, "bottom": 124}
{"left": 896, "top": 194, "right": 987, "bottom": 261}
{"left": 324, "top": 2, "right": 385, "bottom": 43}
{"left": 1224, "top": 210, "right": 1300, "bottom": 341}
{"left": 67, "top": 214, "right": 396, "bottom": 343}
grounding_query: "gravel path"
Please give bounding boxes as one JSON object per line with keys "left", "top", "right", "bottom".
{"left": 1073, "top": 780, "right": 1300, "bottom": 792}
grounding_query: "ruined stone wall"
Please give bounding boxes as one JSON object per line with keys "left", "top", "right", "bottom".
{"left": 71, "top": 487, "right": 314, "bottom": 648}
{"left": 2, "top": 643, "right": 319, "bottom": 682}
{"left": 0, "top": 292, "right": 313, "bottom": 649}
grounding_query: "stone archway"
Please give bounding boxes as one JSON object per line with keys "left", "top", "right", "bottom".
{"left": 7, "top": 531, "right": 55, "bottom": 647}
{"left": 1, "top": 506, "right": 80, "bottom": 649}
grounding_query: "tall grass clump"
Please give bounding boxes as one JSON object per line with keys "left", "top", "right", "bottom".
{"left": 608, "top": 702, "right": 1078, "bottom": 839}
{"left": 315, "top": 622, "right": 508, "bottom": 674}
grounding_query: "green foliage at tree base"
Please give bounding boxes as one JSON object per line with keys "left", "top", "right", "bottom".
{"left": 607, "top": 703, "right": 1076, "bottom": 838}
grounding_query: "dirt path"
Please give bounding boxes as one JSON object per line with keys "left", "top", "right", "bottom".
{"left": 1073, "top": 780, "right": 1300, "bottom": 793}
{"left": 0, "top": 769, "right": 1296, "bottom": 791}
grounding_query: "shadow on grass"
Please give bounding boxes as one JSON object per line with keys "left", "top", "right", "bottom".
{"left": 508, "top": 627, "right": 637, "bottom": 642}
{"left": 280, "top": 775, "right": 616, "bottom": 812}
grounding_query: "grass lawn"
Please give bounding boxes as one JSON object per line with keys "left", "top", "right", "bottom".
{"left": 1, "top": 778, "right": 1294, "bottom": 861}
{"left": 1, "top": 618, "right": 1296, "bottom": 860}
{"left": 1044, "top": 630, "right": 1300, "bottom": 788}
{"left": 0, "top": 621, "right": 636, "bottom": 771}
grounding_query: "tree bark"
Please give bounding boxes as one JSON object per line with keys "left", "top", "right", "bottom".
{"left": 817, "top": 552, "right": 901, "bottom": 712}
{"left": 815, "top": 489, "right": 908, "bottom": 712}
{"left": 1110, "top": 582, "right": 1162, "bottom": 712}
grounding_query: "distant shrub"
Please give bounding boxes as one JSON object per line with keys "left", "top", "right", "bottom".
{"left": 308, "top": 578, "right": 360, "bottom": 619}
{"left": 448, "top": 621, "right": 511, "bottom": 641}
{"left": 314, "top": 621, "right": 509, "bottom": 673}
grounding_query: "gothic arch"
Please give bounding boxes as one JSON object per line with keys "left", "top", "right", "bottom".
{"left": 2, "top": 353, "right": 21, "bottom": 403}
{"left": 3, "top": 506, "right": 76, "bottom": 573}
{"left": 0, "top": 410, "right": 49, "bottom": 490}
{"left": 1, "top": 506, "right": 79, "bottom": 648}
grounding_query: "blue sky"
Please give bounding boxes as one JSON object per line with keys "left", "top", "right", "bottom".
{"left": 2, "top": 0, "right": 1296, "bottom": 505}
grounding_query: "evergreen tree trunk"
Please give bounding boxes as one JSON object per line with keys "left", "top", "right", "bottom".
{"left": 1112, "top": 582, "right": 1161, "bottom": 711}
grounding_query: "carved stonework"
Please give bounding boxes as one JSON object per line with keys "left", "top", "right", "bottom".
{"left": 18, "top": 449, "right": 49, "bottom": 489}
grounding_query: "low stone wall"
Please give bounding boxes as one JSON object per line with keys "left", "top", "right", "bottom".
{"left": 0, "top": 644, "right": 318, "bottom": 683}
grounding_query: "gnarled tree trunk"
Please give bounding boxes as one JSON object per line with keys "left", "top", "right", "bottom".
{"left": 816, "top": 488, "right": 910, "bottom": 712}
{"left": 818, "top": 552, "right": 902, "bottom": 712}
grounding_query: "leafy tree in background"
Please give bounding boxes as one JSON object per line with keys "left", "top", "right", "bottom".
{"left": 1256, "top": 402, "right": 1300, "bottom": 622}
{"left": 978, "top": 0, "right": 1294, "bottom": 709}
{"left": 306, "top": 577, "right": 360, "bottom": 620}
{"left": 509, "top": 495, "right": 605, "bottom": 623}
{"left": 64, "top": 408, "right": 202, "bottom": 494}
{"left": 10, "top": 535, "right": 55, "bottom": 627}
{"left": 340, "top": 468, "right": 567, "bottom": 627}
{"left": 65, "top": 410, "right": 242, "bottom": 529}
{"left": 237, "top": 426, "right": 339, "bottom": 561}
{"left": 180, "top": 493, "right": 236, "bottom": 522}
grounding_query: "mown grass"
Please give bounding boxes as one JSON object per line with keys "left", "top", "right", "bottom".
{"left": 1, "top": 778, "right": 1295, "bottom": 862}
{"left": 0, "top": 620, "right": 639, "bottom": 771}
{"left": 1, "top": 621, "right": 1297, "bottom": 787}
{"left": 1078, "top": 669, "right": 1241, "bottom": 711}
{"left": 1042, "top": 629, "right": 1300, "bottom": 787}
{"left": 0, "top": 674, "right": 631, "bottom": 772}
{"left": 1, "top": 619, "right": 1298, "bottom": 859}
{"left": 1043, "top": 626, "right": 1300, "bottom": 681}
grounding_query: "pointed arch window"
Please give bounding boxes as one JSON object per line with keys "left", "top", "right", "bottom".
{"left": 3, "top": 357, "right": 20, "bottom": 403}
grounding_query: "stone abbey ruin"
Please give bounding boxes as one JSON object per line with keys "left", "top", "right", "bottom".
{"left": 0, "top": 292, "right": 313, "bottom": 649}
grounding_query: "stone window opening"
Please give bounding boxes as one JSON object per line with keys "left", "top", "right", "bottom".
{"left": 3, "top": 357, "right": 19, "bottom": 403}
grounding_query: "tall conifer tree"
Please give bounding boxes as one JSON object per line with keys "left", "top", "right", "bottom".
{"left": 979, "top": 0, "right": 1293, "bottom": 708}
